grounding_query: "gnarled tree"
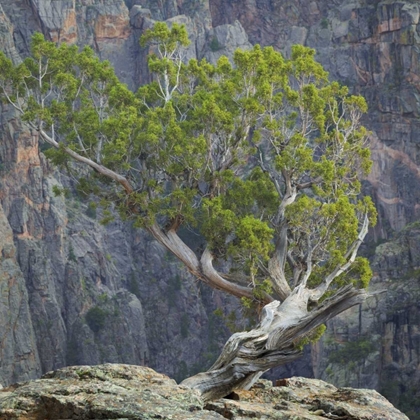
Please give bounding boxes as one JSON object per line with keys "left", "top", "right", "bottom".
{"left": 0, "top": 24, "right": 376, "bottom": 402}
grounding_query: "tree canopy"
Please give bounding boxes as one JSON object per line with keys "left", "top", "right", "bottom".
{"left": 0, "top": 23, "right": 376, "bottom": 401}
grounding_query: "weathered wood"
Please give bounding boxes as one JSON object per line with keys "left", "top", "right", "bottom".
{"left": 181, "top": 285, "right": 367, "bottom": 402}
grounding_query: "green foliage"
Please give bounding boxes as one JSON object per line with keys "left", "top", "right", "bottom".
{"left": 213, "top": 308, "right": 224, "bottom": 318}
{"left": 86, "top": 202, "right": 97, "bottom": 219}
{"left": 85, "top": 306, "right": 108, "bottom": 333}
{"left": 140, "top": 22, "right": 190, "bottom": 50}
{"left": 253, "top": 279, "right": 273, "bottom": 300}
{"left": 174, "top": 360, "right": 189, "bottom": 383}
{"left": 39, "top": 141, "right": 52, "bottom": 153}
{"left": 100, "top": 210, "right": 115, "bottom": 226}
{"left": 212, "top": 307, "right": 252, "bottom": 333}
{"left": 241, "top": 296, "right": 253, "bottom": 309}
{"left": 167, "top": 274, "right": 182, "bottom": 307}
{"left": 320, "top": 17, "right": 329, "bottom": 29}
{"left": 52, "top": 185, "right": 70, "bottom": 198}
{"left": 180, "top": 313, "right": 190, "bottom": 338}
{"left": 348, "top": 256, "right": 372, "bottom": 289}
{"left": 68, "top": 243, "right": 76, "bottom": 262}
{"left": 209, "top": 36, "right": 223, "bottom": 52}
{"left": 128, "top": 273, "right": 141, "bottom": 299}
{"left": 0, "top": 26, "right": 376, "bottom": 306}
{"left": 295, "top": 324, "right": 326, "bottom": 350}
{"left": 380, "top": 380, "right": 420, "bottom": 420}
{"left": 328, "top": 337, "right": 376, "bottom": 365}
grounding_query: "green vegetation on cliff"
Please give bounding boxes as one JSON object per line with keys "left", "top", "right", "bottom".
{"left": 0, "top": 23, "right": 375, "bottom": 401}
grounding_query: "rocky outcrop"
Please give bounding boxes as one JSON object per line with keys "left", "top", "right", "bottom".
{"left": 0, "top": 0, "right": 250, "bottom": 390}
{"left": 202, "top": 1, "right": 420, "bottom": 417}
{"left": 0, "top": 101, "right": 234, "bottom": 384}
{"left": 0, "top": 0, "right": 250, "bottom": 382}
{"left": 0, "top": 364, "right": 409, "bottom": 419}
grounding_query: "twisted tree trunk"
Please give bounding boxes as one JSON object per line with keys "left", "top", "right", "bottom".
{"left": 181, "top": 285, "right": 367, "bottom": 402}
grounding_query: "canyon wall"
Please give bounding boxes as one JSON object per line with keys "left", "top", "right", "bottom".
{"left": 1, "top": 0, "right": 420, "bottom": 417}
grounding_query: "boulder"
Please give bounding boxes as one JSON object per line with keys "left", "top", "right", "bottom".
{"left": 0, "top": 364, "right": 409, "bottom": 419}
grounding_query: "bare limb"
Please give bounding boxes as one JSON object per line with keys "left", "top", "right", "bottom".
{"left": 38, "top": 128, "right": 133, "bottom": 194}
{"left": 201, "top": 247, "right": 272, "bottom": 303}
{"left": 310, "top": 213, "right": 370, "bottom": 301}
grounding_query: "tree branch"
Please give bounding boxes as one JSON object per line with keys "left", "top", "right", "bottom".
{"left": 268, "top": 224, "right": 292, "bottom": 301}
{"left": 310, "top": 213, "right": 370, "bottom": 301}
{"left": 201, "top": 247, "right": 272, "bottom": 303}
{"left": 37, "top": 128, "right": 134, "bottom": 194}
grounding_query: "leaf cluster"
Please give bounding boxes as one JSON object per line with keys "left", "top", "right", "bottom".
{"left": 0, "top": 26, "right": 376, "bottom": 304}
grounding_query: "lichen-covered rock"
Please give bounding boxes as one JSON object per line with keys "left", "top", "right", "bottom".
{"left": 208, "top": 377, "right": 409, "bottom": 419}
{"left": 0, "top": 0, "right": 241, "bottom": 390}
{"left": 0, "top": 366, "right": 408, "bottom": 419}
{"left": 0, "top": 364, "right": 223, "bottom": 419}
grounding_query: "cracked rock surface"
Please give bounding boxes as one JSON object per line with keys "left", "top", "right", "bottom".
{"left": 0, "top": 364, "right": 408, "bottom": 420}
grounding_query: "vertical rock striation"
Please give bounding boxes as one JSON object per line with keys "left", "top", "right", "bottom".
{"left": 206, "top": 1, "right": 420, "bottom": 416}
{"left": 0, "top": 201, "right": 40, "bottom": 386}
{"left": 209, "top": 0, "right": 420, "bottom": 235}
{"left": 0, "top": 0, "right": 243, "bottom": 387}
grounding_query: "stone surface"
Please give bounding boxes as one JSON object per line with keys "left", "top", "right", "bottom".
{"left": 0, "top": 365, "right": 409, "bottom": 420}
{"left": 0, "top": 202, "right": 41, "bottom": 386}
{"left": 208, "top": 0, "right": 420, "bottom": 234}
{"left": 209, "top": 377, "right": 409, "bottom": 419}
{"left": 204, "top": 20, "right": 252, "bottom": 64}
{"left": 0, "top": 0, "right": 248, "bottom": 393}
{"left": 0, "top": 364, "right": 222, "bottom": 419}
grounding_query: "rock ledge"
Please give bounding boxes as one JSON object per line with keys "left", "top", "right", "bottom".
{"left": 0, "top": 364, "right": 408, "bottom": 419}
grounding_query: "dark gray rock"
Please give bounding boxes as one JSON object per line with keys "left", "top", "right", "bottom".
{"left": 0, "top": 203, "right": 41, "bottom": 386}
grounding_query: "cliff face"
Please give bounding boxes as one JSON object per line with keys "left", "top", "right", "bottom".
{"left": 0, "top": 0, "right": 245, "bottom": 387}
{"left": 210, "top": 0, "right": 420, "bottom": 234}
{"left": 1, "top": 0, "right": 420, "bottom": 418}
{"left": 311, "top": 226, "right": 420, "bottom": 418}
{"left": 206, "top": 1, "right": 420, "bottom": 415}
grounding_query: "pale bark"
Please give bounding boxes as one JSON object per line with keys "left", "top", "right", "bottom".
{"left": 35, "top": 126, "right": 266, "bottom": 302}
{"left": 267, "top": 224, "right": 292, "bottom": 301}
{"left": 147, "top": 224, "right": 261, "bottom": 301}
{"left": 37, "top": 125, "right": 370, "bottom": 404}
{"left": 37, "top": 129, "right": 134, "bottom": 194}
{"left": 181, "top": 285, "right": 367, "bottom": 402}
{"left": 0, "top": 40, "right": 375, "bottom": 406}
{"left": 310, "top": 213, "right": 370, "bottom": 301}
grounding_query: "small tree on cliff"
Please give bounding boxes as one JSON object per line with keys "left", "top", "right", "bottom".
{"left": 0, "top": 24, "right": 376, "bottom": 401}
